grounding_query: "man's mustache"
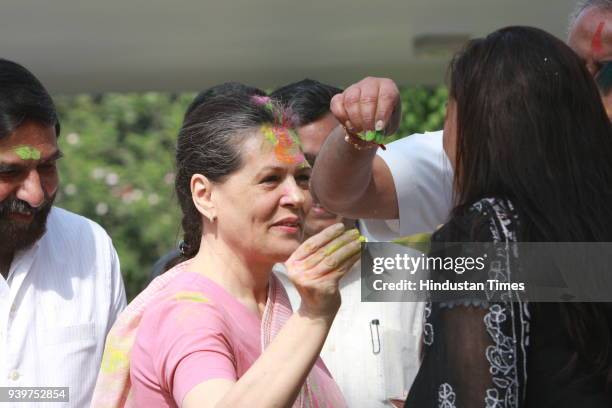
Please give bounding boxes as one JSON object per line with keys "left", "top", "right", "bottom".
{"left": 0, "top": 198, "right": 49, "bottom": 217}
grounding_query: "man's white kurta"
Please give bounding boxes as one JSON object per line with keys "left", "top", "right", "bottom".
{"left": 0, "top": 207, "right": 126, "bottom": 407}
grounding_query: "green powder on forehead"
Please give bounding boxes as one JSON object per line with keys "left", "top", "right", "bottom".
{"left": 13, "top": 145, "right": 41, "bottom": 160}
{"left": 261, "top": 124, "right": 278, "bottom": 145}
{"left": 297, "top": 161, "right": 311, "bottom": 170}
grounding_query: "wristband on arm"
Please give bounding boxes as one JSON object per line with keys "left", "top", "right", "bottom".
{"left": 343, "top": 127, "right": 387, "bottom": 151}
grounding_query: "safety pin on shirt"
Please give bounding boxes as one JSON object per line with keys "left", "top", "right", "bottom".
{"left": 370, "top": 319, "right": 381, "bottom": 355}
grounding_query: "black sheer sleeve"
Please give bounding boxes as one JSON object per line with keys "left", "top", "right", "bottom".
{"left": 406, "top": 198, "right": 530, "bottom": 408}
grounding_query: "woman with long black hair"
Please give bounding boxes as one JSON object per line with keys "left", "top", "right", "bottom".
{"left": 406, "top": 26, "right": 612, "bottom": 407}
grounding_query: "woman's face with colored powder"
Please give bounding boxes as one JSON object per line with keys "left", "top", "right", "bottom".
{"left": 211, "top": 127, "right": 312, "bottom": 263}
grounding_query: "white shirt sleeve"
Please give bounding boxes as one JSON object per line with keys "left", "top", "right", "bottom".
{"left": 360, "top": 130, "right": 453, "bottom": 240}
{"left": 104, "top": 241, "right": 127, "bottom": 338}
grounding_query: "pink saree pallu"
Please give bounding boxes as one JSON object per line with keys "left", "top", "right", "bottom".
{"left": 92, "top": 262, "right": 346, "bottom": 407}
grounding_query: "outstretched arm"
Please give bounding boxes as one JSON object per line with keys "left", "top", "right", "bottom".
{"left": 311, "top": 77, "right": 401, "bottom": 220}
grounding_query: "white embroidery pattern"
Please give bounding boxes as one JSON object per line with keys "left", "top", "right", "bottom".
{"left": 424, "top": 199, "right": 530, "bottom": 408}
{"left": 438, "top": 383, "right": 457, "bottom": 408}
{"left": 423, "top": 301, "right": 434, "bottom": 346}
{"left": 481, "top": 199, "right": 529, "bottom": 408}
{"left": 485, "top": 389, "right": 504, "bottom": 408}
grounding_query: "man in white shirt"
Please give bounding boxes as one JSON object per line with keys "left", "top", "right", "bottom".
{"left": 357, "top": 130, "right": 452, "bottom": 241}
{"left": 309, "top": 75, "right": 452, "bottom": 239}
{"left": 0, "top": 58, "right": 126, "bottom": 407}
{"left": 271, "top": 80, "right": 426, "bottom": 407}
{"left": 311, "top": 1, "right": 611, "bottom": 233}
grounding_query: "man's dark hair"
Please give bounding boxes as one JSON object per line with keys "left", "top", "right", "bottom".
{"left": 271, "top": 79, "right": 342, "bottom": 126}
{"left": 0, "top": 59, "right": 60, "bottom": 139}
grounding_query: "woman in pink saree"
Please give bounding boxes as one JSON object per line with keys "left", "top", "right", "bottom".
{"left": 92, "top": 85, "right": 360, "bottom": 407}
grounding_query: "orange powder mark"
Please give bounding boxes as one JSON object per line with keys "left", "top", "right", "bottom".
{"left": 260, "top": 124, "right": 305, "bottom": 164}
{"left": 274, "top": 127, "right": 305, "bottom": 164}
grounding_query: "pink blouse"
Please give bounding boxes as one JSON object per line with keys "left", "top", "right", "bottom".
{"left": 129, "top": 271, "right": 265, "bottom": 407}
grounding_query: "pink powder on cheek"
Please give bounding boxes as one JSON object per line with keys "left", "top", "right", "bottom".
{"left": 592, "top": 21, "right": 605, "bottom": 57}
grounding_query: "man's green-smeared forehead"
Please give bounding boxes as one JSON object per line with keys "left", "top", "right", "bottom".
{"left": 12, "top": 145, "right": 41, "bottom": 160}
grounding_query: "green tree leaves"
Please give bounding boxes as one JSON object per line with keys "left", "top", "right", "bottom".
{"left": 392, "top": 85, "right": 448, "bottom": 141}
{"left": 55, "top": 92, "right": 193, "bottom": 298}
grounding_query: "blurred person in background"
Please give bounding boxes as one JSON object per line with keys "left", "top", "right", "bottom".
{"left": 569, "top": 0, "right": 612, "bottom": 120}
{"left": 271, "top": 79, "right": 423, "bottom": 407}
{"left": 0, "top": 58, "right": 126, "bottom": 407}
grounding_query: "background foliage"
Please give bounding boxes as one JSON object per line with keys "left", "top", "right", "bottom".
{"left": 54, "top": 86, "right": 447, "bottom": 300}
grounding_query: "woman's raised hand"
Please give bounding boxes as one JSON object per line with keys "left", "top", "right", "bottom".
{"left": 285, "top": 223, "right": 362, "bottom": 319}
